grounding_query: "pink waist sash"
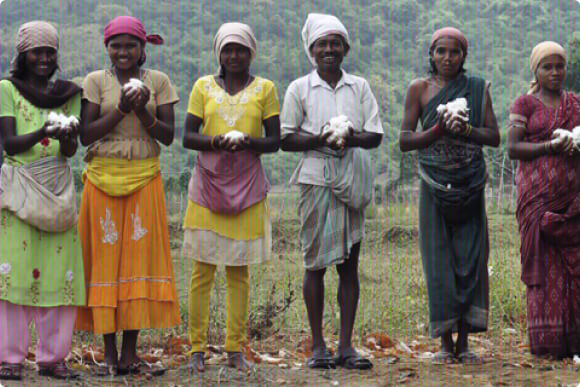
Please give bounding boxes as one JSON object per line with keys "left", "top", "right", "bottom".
{"left": 188, "top": 150, "right": 269, "bottom": 215}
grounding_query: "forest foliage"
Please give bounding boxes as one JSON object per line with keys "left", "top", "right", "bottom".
{"left": 1, "top": 0, "right": 580, "bottom": 188}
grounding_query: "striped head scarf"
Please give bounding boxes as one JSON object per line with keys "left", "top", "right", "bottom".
{"left": 14, "top": 21, "right": 58, "bottom": 62}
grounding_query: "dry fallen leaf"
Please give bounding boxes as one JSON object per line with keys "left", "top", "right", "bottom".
{"left": 163, "top": 336, "right": 191, "bottom": 356}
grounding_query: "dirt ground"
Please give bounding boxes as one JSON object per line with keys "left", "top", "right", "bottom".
{"left": 3, "top": 338, "right": 579, "bottom": 387}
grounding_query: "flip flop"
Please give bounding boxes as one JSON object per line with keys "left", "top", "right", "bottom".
{"left": 0, "top": 363, "right": 22, "bottom": 381}
{"left": 191, "top": 352, "right": 205, "bottom": 373}
{"left": 38, "top": 362, "right": 78, "bottom": 380}
{"left": 227, "top": 352, "right": 255, "bottom": 372}
{"left": 433, "top": 350, "right": 456, "bottom": 364}
{"left": 457, "top": 351, "right": 483, "bottom": 365}
{"left": 335, "top": 350, "right": 373, "bottom": 370}
{"left": 119, "top": 359, "right": 166, "bottom": 377}
{"left": 92, "top": 361, "right": 117, "bottom": 377}
{"left": 307, "top": 348, "right": 336, "bottom": 369}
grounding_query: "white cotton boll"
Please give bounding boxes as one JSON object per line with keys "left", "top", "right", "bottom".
{"left": 122, "top": 78, "right": 144, "bottom": 94}
{"left": 224, "top": 130, "right": 245, "bottom": 144}
{"left": 64, "top": 116, "right": 79, "bottom": 127}
{"left": 437, "top": 98, "right": 469, "bottom": 121}
{"left": 47, "top": 111, "right": 61, "bottom": 123}
{"left": 323, "top": 115, "right": 352, "bottom": 147}
{"left": 572, "top": 126, "right": 580, "bottom": 145}
{"left": 552, "top": 129, "right": 573, "bottom": 148}
{"left": 46, "top": 111, "right": 78, "bottom": 135}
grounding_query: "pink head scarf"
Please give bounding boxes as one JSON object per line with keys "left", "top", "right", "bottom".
{"left": 103, "top": 16, "right": 163, "bottom": 45}
{"left": 429, "top": 27, "right": 468, "bottom": 54}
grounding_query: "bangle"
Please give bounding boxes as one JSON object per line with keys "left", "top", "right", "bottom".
{"left": 144, "top": 117, "right": 158, "bottom": 130}
{"left": 210, "top": 135, "right": 218, "bottom": 150}
{"left": 463, "top": 124, "right": 473, "bottom": 137}
{"left": 116, "top": 105, "right": 129, "bottom": 115}
{"left": 546, "top": 141, "right": 554, "bottom": 155}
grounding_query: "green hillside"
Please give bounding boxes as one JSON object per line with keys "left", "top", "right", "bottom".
{"left": 1, "top": 0, "right": 579, "bottom": 187}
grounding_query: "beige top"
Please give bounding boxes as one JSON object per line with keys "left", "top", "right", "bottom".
{"left": 82, "top": 69, "right": 179, "bottom": 161}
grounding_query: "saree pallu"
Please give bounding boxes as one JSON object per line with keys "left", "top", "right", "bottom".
{"left": 418, "top": 74, "right": 490, "bottom": 337}
{"left": 76, "top": 171, "right": 181, "bottom": 334}
{"left": 511, "top": 92, "right": 580, "bottom": 357}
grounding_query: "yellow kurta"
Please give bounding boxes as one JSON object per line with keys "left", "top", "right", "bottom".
{"left": 182, "top": 75, "right": 279, "bottom": 265}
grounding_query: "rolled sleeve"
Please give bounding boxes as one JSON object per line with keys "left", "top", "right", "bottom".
{"left": 360, "top": 80, "right": 383, "bottom": 134}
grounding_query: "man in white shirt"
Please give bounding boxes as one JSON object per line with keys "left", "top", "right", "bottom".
{"left": 280, "top": 13, "right": 383, "bottom": 370}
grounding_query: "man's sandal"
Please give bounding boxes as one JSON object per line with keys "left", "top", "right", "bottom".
{"left": 307, "top": 348, "right": 336, "bottom": 369}
{"left": 0, "top": 363, "right": 22, "bottom": 380}
{"left": 335, "top": 349, "right": 373, "bottom": 370}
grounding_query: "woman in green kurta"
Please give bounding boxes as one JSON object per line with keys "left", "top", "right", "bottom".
{"left": 0, "top": 21, "right": 85, "bottom": 381}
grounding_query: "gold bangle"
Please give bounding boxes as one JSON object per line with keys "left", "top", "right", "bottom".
{"left": 116, "top": 105, "right": 129, "bottom": 116}
{"left": 144, "top": 117, "right": 158, "bottom": 130}
{"left": 464, "top": 123, "right": 473, "bottom": 137}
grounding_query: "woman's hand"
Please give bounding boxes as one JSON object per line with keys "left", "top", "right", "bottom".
{"left": 550, "top": 134, "right": 575, "bottom": 155}
{"left": 118, "top": 88, "right": 134, "bottom": 114}
{"left": 132, "top": 85, "right": 151, "bottom": 112}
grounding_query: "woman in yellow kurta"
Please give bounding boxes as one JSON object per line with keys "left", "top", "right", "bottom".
{"left": 77, "top": 16, "right": 180, "bottom": 376}
{"left": 182, "top": 22, "right": 280, "bottom": 372}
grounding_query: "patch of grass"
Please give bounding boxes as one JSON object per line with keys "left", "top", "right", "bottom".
{"left": 166, "top": 192, "right": 527, "bottom": 348}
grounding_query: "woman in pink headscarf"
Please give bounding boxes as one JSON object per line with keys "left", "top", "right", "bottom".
{"left": 77, "top": 16, "right": 181, "bottom": 376}
{"left": 508, "top": 41, "right": 580, "bottom": 358}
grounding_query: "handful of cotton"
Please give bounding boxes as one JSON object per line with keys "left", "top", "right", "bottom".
{"left": 45, "top": 111, "right": 79, "bottom": 137}
{"left": 322, "top": 115, "right": 352, "bottom": 147}
{"left": 122, "top": 78, "right": 144, "bottom": 94}
{"left": 551, "top": 127, "right": 580, "bottom": 150}
{"left": 437, "top": 97, "right": 469, "bottom": 123}
{"left": 223, "top": 130, "right": 246, "bottom": 145}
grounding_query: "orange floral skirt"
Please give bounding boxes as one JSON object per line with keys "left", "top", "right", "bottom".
{"left": 76, "top": 176, "right": 181, "bottom": 334}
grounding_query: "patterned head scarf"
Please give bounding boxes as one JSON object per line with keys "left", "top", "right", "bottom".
{"left": 301, "top": 13, "right": 350, "bottom": 66}
{"left": 213, "top": 22, "right": 257, "bottom": 66}
{"left": 528, "top": 41, "right": 566, "bottom": 94}
{"left": 14, "top": 21, "right": 59, "bottom": 62}
{"left": 429, "top": 27, "right": 468, "bottom": 55}
{"left": 103, "top": 16, "right": 164, "bottom": 45}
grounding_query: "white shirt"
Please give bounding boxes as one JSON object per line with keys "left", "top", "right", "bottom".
{"left": 281, "top": 69, "right": 383, "bottom": 186}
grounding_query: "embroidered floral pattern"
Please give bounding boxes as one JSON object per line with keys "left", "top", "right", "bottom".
{"left": 31, "top": 268, "right": 40, "bottom": 304}
{"left": 205, "top": 78, "right": 264, "bottom": 127}
{"left": 64, "top": 270, "right": 74, "bottom": 304}
{"left": 0, "top": 263, "right": 11, "bottom": 298}
{"left": 100, "top": 208, "right": 118, "bottom": 245}
{"left": 130, "top": 205, "right": 148, "bottom": 241}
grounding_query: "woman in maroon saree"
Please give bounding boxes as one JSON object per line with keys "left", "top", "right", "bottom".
{"left": 508, "top": 41, "right": 580, "bottom": 358}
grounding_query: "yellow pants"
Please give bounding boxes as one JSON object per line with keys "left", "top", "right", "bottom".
{"left": 189, "top": 261, "right": 248, "bottom": 353}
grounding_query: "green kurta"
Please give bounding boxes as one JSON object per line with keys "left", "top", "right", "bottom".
{"left": 0, "top": 80, "right": 85, "bottom": 307}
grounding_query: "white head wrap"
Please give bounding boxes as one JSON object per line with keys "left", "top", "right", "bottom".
{"left": 213, "top": 22, "right": 257, "bottom": 66}
{"left": 301, "top": 13, "right": 350, "bottom": 66}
